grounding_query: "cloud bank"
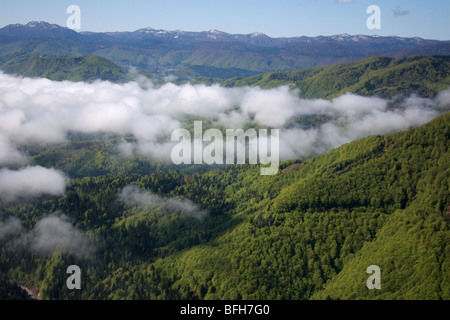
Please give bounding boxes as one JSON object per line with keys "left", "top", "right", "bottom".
{"left": 0, "top": 72, "right": 448, "bottom": 165}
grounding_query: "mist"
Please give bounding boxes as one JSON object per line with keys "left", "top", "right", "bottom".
{"left": 0, "top": 216, "right": 23, "bottom": 241}
{"left": 119, "top": 185, "right": 207, "bottom": 219}
{"left": 0, "top": 213, "right": 93, "bottom": 257}
{"left": 29, "top": 213, "right": 92, "bottom": 257}
{"left": 0, "top": 133, "right": 26, "bottom": 166}
{"left": 0, "top": 72, "right": 448, "bottom": 166}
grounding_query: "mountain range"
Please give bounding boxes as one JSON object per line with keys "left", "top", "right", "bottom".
{"left": 1, "top": 21, "right": 449, "bottom": 78}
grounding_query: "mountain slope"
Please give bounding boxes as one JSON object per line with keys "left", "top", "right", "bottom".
{"left": 311, "top": 114, "right": 450, "bottom": 299}
{"left": 0, "top": 52, "right": 127, "bottom": 81}
{"left": 141, "top": 112, "right": 448, "bottom": 300}
{"left": 206, "top": 55, "right": 450, "bottom": 99}
{"left": 312, "top": 204, "right": 449, "bottom": 299}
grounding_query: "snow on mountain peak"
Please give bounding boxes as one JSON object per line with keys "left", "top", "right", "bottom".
{"left": 250, "top": 32, "right": 266, "bottom": 37}
{"left": 25, "top": 21, "right": 61, "bottom": 29}
{"left": 206, "top": 29, "right": 225, "bottom": 34}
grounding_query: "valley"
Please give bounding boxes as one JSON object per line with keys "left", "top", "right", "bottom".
{"left": 0, "top": 19, "right": 448, "bottom": 302}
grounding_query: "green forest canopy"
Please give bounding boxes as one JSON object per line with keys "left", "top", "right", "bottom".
{"left": 0, "top": 110, "right": 448, "bottom": 300}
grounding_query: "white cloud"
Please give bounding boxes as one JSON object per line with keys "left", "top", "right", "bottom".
{"left": 0, "top": 166, "right": 68, "bottom": 203}
{"left": 240, "top": 86, "right": 298, "bottom": 127}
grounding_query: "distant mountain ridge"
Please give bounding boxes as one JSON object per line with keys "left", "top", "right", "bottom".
{"left": 92, "top": 25, "right": 436, "bottom": 48}
{"left": 0, "top": 21, "right": 449, "bottom": 78}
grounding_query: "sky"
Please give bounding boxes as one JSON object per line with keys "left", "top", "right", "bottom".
{"left": 0, "top": 0, "right": 449, "bottom": 40}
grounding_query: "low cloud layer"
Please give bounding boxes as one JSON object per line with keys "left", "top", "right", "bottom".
{"left": 119, "top": 185, "right": 206, "bottom": 219}
{"left": 0, "top": 72, "right": 448, "bottom": 165}
{"left": 0, "top": 166, "right": 67, "bottom": 203}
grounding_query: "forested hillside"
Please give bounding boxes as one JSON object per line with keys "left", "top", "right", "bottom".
{"left": 0, "top": 52, "right": 127, "bottom": 82}
{"left": 199, "top": 56, "right": 450, "bottom": 99}
{"left": 1, "top": 53, "right": 449, "bottom": 103}
{"left": 0, "top": 109, "right": 448, "bottom": 300}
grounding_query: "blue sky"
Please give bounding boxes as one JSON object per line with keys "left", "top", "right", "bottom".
{"left": 1, "top": 0, "right": 449, "bottom": 40}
